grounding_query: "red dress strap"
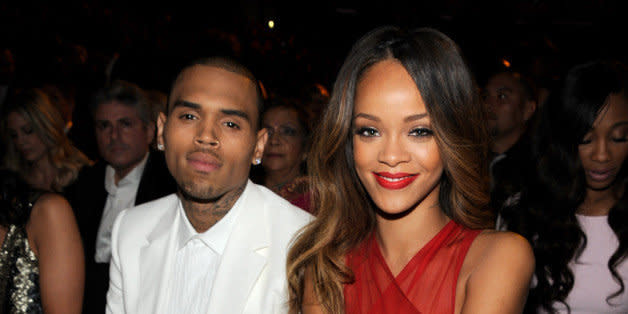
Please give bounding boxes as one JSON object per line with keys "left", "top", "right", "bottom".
{"left": 344, "top": 220, "right": 482, "bottom": 314}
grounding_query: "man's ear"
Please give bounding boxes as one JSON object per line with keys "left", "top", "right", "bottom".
{"left": 252, "top": 128, "right": 268, "bottom": 165}
{"left": 157, "top": 112, "right": 167, "bottom": 149}
{"left": 523, "top": 99, "right": 537, "bottom": 122}
{"left": 146, "top": 122, "right": 156, "bottom": 145}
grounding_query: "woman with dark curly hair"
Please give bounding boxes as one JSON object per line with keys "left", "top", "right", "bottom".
{"left": 286, "top": 25, "right": 534, "bottom": 314}
{"left": 501, "top": 60, "right": 628, "bottom": 313}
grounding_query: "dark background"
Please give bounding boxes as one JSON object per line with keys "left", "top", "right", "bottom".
{"left": 2, "top": 0, "right": 627, "bottom": 98}
{"left": 1, "top": 0, "right": 626, "bottom": 160}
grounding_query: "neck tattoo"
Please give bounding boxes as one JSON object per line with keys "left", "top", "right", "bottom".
{"left": 182, "top": 185, "right": 245, "bottom": 233}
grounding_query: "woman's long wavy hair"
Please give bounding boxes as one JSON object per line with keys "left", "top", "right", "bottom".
{"left": 502, "top": 60, "right": 628, "bottom": 313}
{"left": 286, "top": 26, "right": 493, "bottom": 314}
{"left": 1, "top": 88, "right": 92, "bottom": 192}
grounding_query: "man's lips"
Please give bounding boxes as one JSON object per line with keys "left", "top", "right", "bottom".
{"left": 187, "top": 152, "right": 221, "bottom": 173}
{"left": 106, "top": 144, "right": 128, "bottom": 153}
{"left": 265, "top": 153, "right": 283, "bottom": 158}
{"left": 373, "top": 172, "right": 419, "bottom": 189}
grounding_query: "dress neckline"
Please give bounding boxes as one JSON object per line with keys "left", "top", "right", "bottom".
{"left": 372, "top": 219, "right": 458, "bottom": 280}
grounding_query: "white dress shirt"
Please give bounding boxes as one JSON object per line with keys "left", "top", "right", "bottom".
{"left": 164, "top": 193, "right": 243, "bottom": 313}
{"left": 95, "top": 153, "right": 148, "bottom": 263}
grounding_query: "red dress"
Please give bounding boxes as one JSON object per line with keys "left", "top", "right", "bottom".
{"left": 344, "top": 220, "right": 481, "bottom": 314}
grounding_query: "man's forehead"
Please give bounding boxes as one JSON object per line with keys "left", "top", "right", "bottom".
{"left": 169, "top": 66, "right": 258, "bottom": 112}
{"left": 95, "top": 102, "right": 141, "bottom": 118}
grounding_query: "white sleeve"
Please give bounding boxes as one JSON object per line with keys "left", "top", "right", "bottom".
{"left": 105, "top": 209, "right": 128, "bottom": 314}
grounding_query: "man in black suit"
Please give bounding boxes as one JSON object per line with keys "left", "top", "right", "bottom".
{"left": 68, "top": 80, "right": 176, "bottom": 313}
{"left": 483, "top": 70, "right": 538, "bottom": 225}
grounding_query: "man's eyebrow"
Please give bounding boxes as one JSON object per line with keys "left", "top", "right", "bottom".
{"left": 170, "top": 100, "right": 252, "bottom": 122}
{"left": 171, "top": 100, "right": 201, "bottom": 110}
{"left": 221, "top": 109, "right": 251, "bottom": 122}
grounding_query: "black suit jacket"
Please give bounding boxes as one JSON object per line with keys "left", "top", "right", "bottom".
{"left": 66, "top": 150, "right": 177, "bottom": 314}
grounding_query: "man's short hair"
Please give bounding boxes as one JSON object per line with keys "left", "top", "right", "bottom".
{"left": 166, "top": 56, "right": 265, "bottom": 128}
{"left": 90, "top": 80, "right": 154, "bottom": 127}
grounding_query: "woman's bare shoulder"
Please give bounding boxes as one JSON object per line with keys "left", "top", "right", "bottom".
{"left": 29, "top": 193, "right": 73, "bottom": 222}
{"left": 456, "top": 229, "right": 535, "bottom": 313}
{"left": 466, "top": 229, "right": 535, "bottom": 281}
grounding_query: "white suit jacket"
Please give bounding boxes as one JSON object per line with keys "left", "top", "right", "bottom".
{"left": 106, "top": 180, "right": 313, "bottom": 314}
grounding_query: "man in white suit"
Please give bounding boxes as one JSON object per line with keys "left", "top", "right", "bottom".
{"left": 106, "top": 56, "right": 313, "bottom": 313}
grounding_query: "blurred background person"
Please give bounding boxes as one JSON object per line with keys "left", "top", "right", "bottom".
{"left": 0, "top": 168, "right": 84, "bottom": 313}
{"left": 1, "top": 88, "right": 92, "bottom": 193}
{"left": 252, "top": 96, "right": 313, "bottom": 213}
{"left": 483, "top": 69, "right": 539, "bottom": 218}
{"left": 502, "top": 59, "right": 628, "bottom": 313}
{"left": 67, "top": 79, "right": 176, "bottom": 314}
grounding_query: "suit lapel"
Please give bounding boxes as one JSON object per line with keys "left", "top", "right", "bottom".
{"left": 138, "top": 197, "right": 180, "bottom": 313}
{"left": 207, "top": 184, "right": 270, "bottom": 314}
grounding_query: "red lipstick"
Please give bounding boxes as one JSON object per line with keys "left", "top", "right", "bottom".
{"left": 373, "top": 172, "right": 418, "bottom": 189}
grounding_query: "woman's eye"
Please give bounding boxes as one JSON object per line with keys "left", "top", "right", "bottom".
{"left": 612, "top": 137, "right": 628, "bottom": 143}
{"left": 279, "top": 126, "right": 298, "bottom": 137}
{"left": 355, "top": 127, "right": 378, "bottom": 137}
{"left": 579, "top": 137, "right": 592, "bottom": 145}
{"left": 410, "top": 128, "right": 433, "bottom": 137}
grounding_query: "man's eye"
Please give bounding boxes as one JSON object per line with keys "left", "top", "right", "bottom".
{"left": 95, "top": 122, "right": 110, "bottom": 130}
{"left": 224, "top": 121, "right": 240, "bottom": 129}
{"left": 120, "top": 120, "right": 133, "bottom": 127}
{"left": 179, "top": 113, "right": 196, "bottom": 120}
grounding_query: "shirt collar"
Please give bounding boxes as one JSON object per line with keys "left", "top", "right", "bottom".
{"left": 104, "top": 152, "right": 150, "bottom": 194}
{"left": 175, "top": 180, "right": 251, "bottom": 254}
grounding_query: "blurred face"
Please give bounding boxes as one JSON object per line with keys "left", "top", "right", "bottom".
{"left": 352, "top": 59, "right": 443, "bottom": 215}
{"left": 484, "top": 73, "right": 534, "bottom": 138}
{"left": 6, "top": 111, "right": 47, "bottom": 163}
{"left": 578, "top": 94, "right": 628, "bottom": 191}
{"left": 158, "top": 65, "right": 267, "bottom": 201}
{"left": 262, "top": 106, "right": 306, "bottom": 175}
{"left": 93, "top": 102, "right": 154, "bottom": 176}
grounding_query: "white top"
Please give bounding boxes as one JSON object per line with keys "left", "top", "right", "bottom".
{"left": 543, "top": 214, "right": 628, "bottom": 313}
{"left": 164, "top": 192, "right": 242, "bottom": 313}
{"left": 95, "top": 153, "right": 148, "bottom": 263}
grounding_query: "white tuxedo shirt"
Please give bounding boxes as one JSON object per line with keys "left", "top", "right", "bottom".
{"left": 106, "top": 180, "right": 313, "bottom": 314}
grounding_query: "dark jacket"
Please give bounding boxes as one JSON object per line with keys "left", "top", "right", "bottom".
{"left": 66, "top": 150, "right": 177, "bottom": 314}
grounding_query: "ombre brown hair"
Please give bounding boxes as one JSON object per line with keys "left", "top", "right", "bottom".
{"left": 1, "top": 88, "right": 92, "bottom": 192}
{"left": 286, "top": 26, "right": 493, "bottom": 313}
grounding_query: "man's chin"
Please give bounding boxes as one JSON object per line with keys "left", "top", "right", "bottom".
{"left": 177, "top": 184, "right": 220, "bottom": 203}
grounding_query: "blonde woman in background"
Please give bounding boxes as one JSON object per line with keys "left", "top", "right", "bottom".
{"left": 1, "top": 88, "right": 92, "bottom": 193}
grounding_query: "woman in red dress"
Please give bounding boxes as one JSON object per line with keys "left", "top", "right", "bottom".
{"left": 286, "top": 26, "right": 535, "bottom": 314}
